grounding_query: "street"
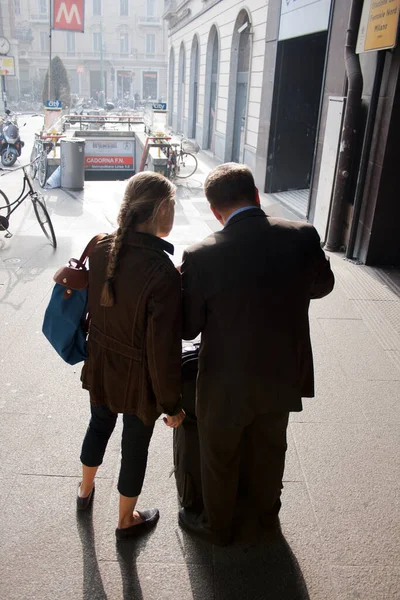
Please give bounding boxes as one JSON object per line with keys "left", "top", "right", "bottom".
{"left": 0, "top": 118, "right": 399, "bottom": 600}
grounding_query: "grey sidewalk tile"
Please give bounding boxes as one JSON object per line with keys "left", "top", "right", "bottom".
{"left": 291, "top": 422, "right": 400, "bottom": 566}
{"left": 100, "top": 560, "right": 215, "bottom": 600}
{"left": 0, "top": 413, "right": 44, "bottom": 477}
{"left": 318, "top": 318, "right": 400, "bottom": 381}
{"left": 339, "top": 380, "right": 400, "bottom": 424}
{"left": 290, "top": 379, "right": 367, "bottom": 424}
{"left": 0, "top": 558, "right": 90, "bottom": 600}
{"left": 284, "top": 426, "right": 304, "bottom": 481}
{"left": 331, "top": 260, "right": 398, "bottom": 302}
{"left": 309, "top": 285, "right": 362, "bottom": 321}
{"left": 353, "top": 299, "right": 400, "bottom": 351}
{"left": 0, "top": 475, "right": 113, "bottom": 594}
{"left": 19, "top": 408, "right": 121, "bottom": 478}
{"left": 0, "top": 476, "right": 16, "bottom": 509}
{"left": 331, "top": 566, "right": 400, "bottom": 600}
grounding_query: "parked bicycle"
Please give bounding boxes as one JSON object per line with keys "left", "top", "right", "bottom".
{"left": 0, "top": 157, "right": 57, "bottom": 248}
{"left": 167, "top": 136, "right": 198, "bottom": 180}
{"left": 30, "top": 133, "right": 65, "bottom": 188}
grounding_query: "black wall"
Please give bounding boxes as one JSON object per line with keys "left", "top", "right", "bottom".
{"left": 266, "top": 31, "right": 327, "bottom": 193}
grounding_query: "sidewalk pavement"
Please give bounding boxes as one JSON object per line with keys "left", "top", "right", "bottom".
{"left": 0, "top": 158, "right": 399, "bottom": 600}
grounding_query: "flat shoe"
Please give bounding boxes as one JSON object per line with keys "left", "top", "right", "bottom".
{"left": 76, "top": 483, "right": 95, "bottom": 511}
{"left": 115, "top": 508, "right": 160, "bottom": 540}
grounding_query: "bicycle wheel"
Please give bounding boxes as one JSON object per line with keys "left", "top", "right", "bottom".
{"left": 30, "top": 145, "right": 38, "bottom": 179}
{"left": 32, "top": 197, "right": 57, "bottom": 248}
{"left": 0, "top": 189, "right": 11, "bottom": 221}
{"left": 37, "top": 151, "right": 48, "bottom": 188}
{"left": 176, "top": 152, "right": 198, "bottom": 179}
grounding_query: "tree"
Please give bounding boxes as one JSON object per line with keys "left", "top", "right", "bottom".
{"left": 42, "top": 56, "right": 71, "bottom": 108}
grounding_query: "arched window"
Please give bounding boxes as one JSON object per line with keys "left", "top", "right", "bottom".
{"left": 168, "top": 47, "right": 175, "bottom": 126}
{"left": 204, "top": 26, "right": 219, "bottom": 151}
{"left": 188, "top": 35, "right": 200, "bottom": 140}
{"left": 226, "top": 10, "right": 251, "bottom": 162}
{"left": 177, "top": 42, "right": 186, "bottom": 133}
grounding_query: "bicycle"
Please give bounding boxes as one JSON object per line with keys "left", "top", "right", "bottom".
{"left": 30, "top": 133, "right": 65, "bottom": 188}
{"left": 0, "top": 157, "right": 57, "bottom": 248}
{"left": 167, "top": 136, "right": 198, "bottom": 179}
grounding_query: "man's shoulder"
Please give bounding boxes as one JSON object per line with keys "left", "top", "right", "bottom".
{"left": 184, "top": 230, "right": 224, "bottom": 258}
{"left": 267, "top": 217, "right": 320, "bottom": 242}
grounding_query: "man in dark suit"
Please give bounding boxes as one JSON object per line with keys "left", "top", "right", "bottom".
{"left": 179, "top": 163, "right": 334, "bottom": 545}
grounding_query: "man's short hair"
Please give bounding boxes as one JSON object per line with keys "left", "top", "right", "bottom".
{"left": 204, "top": 163, "right": 257, "bottom": 211}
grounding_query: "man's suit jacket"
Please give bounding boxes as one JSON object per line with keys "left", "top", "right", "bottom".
{"left": 181, "top": 208, "right": 334, "bottom": 427}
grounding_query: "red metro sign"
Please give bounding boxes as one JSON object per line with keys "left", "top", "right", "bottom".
{"left": 53, "top": 0, "right": 85, "bottom": 32}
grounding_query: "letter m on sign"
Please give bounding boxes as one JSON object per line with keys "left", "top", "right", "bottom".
{"left": 53, "top": 0, "right": 85, "bottom": 32}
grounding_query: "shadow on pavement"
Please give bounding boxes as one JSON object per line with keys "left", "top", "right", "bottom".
{"left": 115, "top": 541, "right": 144, "bottom": 600}
{"left": 77, "top": 509, "right": 109, "bottom": 600}
{"left": 188, "top": 522, "right": 310, "bottom": 600}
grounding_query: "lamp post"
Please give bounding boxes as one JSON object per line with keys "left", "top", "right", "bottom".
{"left": 99, "top": 21, "right": 105, "bottom": 107}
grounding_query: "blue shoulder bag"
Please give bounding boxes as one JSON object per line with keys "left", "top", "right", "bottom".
{"left": 42, "top": 234, "right": 106, "bottom": 365}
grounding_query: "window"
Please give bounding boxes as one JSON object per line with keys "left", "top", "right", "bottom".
{"left": 120, "top": 0, "right": 128, "bottom": 16}
{"left": 93, "top": 0, "right": 101, "bottom": 16}
{"left": 14, "top": 0, "right": 21, "bottom": 16}
{"left": 120, "top": 33, "right": 129, "bottom": 54}
{"left": 146, "top": 34, "right": 155, "bottom": 56}
{"left": 39, "top": 0, "right": 47, "bottom": 15}
{"left": 40, "top": 31, "right": 49, "bottom": 52}
{"left": 68, "top": 70, "right": 79, "bottom": 94}
{"left": 93, "top": 32, "right": 102, "bottom": 52}
{"left": 147, "top": 0, "right": 156, "bottom": 17}
{"left": 67, "top": 32, "right": 76, "bottom": 54}
{"left": 143, "top": 71, "right": 158, "bottom": 99}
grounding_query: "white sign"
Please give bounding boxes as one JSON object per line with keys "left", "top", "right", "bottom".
{"left": 84, "top": 139, "right": 134, "bottom": 171}
{"left": 279, "top": 0, "right": 332, "bottom": 41}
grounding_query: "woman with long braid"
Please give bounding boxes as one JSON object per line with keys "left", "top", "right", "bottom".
{"left": 78, "top": 172, "right": 185, "bottom": 540}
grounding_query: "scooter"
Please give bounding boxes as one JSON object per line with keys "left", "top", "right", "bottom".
{"left": 0, "top": 109, "right": 25, "bottom": 167}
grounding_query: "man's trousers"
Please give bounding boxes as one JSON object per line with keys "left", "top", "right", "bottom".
{"left": 198, "top": 412, "right": 289, "bottom": 535}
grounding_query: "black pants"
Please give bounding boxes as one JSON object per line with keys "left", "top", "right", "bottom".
{"left": 80, "top": 404, "right": 155, "bottom": 498}
{"left": 198, "top": 412, "right": 289, "bottom": 535}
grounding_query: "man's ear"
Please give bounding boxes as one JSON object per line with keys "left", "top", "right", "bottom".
{"left": 255, "top": 187, "right": 261, "bottom": 206}
{"left": 210, "top": 204, "right": 224, "bottom": 224}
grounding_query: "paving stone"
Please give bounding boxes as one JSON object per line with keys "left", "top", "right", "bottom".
{"left": 284, "top": 425, "right": 304, "bottom": 481}
{"left": 319, "top": 318, "right": 400, "bottom": 381}
{"left": 331, "top": 566, "right": 400, "bottom": 600}
{"left": 309, "top": 282, "right": 362, "bottom": 320}
{"left": 291, "top": 422, "right": 400, "bottom": 566}
{"left": 0, "top": 412, "right": 44, "bottom": 477}
{"left": 0, "top": 475, "right": 113, "bottom": 598}
{"left": 100, "top": 561, "right": 215, "bottom": 600}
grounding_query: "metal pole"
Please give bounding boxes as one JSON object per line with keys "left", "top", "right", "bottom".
{"left": 346, "top": 51, "right": 386, "bottom": 261}
{"left": 100, "top": 21, "right": 104, "bottom": 107}
{"left": 1, "top": 75, "right": 7, "bottom": 110}
{"left": 48, "top": 0, "right": 52, "bottom": 100}
{"left": 325, "top": 0, "right": 364, "bottom": 251}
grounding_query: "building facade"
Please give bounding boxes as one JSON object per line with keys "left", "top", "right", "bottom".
{"left": 164, "top": 0, "right": 268, "bottom": 172}
{"left": 3, "top": 0, "right": 168, "bottom": 105}
{"left": 165, "top": 0, "right": 400, "bottom": 267}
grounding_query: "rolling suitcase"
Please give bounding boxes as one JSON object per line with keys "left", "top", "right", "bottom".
{"left": 173, "top": 344, "right": 203, "bottom": 510}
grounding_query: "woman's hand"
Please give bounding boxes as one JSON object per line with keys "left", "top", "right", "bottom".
{"left": 163, "top": 410, "right": 185, "bottom": 428}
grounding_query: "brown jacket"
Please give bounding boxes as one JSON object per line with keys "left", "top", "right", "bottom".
{"left": 81, "top": 231, "right": 182, "bottom": 425}
{"left": 182, "top": 208, "right": 334, "bottom": 426}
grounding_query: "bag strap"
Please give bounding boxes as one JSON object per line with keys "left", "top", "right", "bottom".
{"left": 77, "top": 233, "right": 107, "bottom": 268}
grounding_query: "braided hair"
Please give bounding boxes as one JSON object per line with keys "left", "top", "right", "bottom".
{"left": 100, "top": 171, "right": 176, "bottom": 307}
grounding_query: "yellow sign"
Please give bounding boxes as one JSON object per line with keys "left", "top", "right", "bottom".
{"left": 357, "top": 0, "right": 400, "bottom": 53}
{"left": 0, "top": 56, "right": 15, "bottom": 76}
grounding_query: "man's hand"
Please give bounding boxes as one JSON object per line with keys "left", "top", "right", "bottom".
{"left": 163, "top": 410, "right": 185, "bottom": 428}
